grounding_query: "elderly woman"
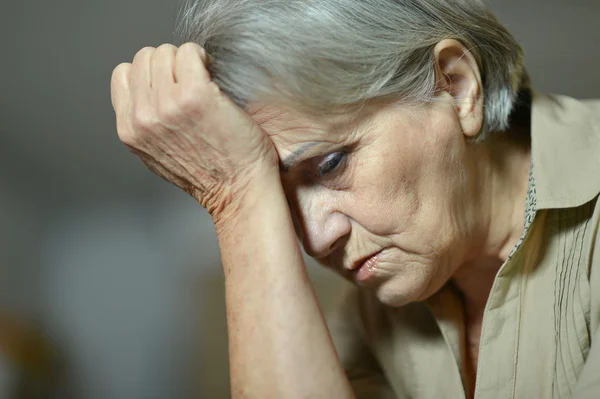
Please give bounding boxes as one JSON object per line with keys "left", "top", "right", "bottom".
{"left": 110, "top": 0, "right": 600, "bottom": 398}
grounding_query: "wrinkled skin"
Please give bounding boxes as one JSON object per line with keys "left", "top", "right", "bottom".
{"left": 246, "top": 96, "right": 479, "bottom": 307}
{"left": 110, "top": 43, "right": 278, "bottom": 221}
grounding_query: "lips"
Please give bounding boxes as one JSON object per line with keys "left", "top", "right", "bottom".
{"left": 348, "top": 250, "right": 384, "bottom": 284}
{"left": 348, "top": 250, "right": 383, "bottom": 271}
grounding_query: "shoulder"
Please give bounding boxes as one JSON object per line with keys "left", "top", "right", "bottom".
{"left": 538, "top": 93, "right": 600, "bottom": 122}
{"left": 581, "top": 98, "right": 600, "bottom": 112}
{"left": 530, "top": 92, "right": 600, "bottom": 210}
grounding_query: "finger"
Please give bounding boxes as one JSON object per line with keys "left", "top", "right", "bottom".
{"left": 111, "top": 63, "right": 137, "bottom": 144}
{"left": 151, "top": 44, "right": 178, "bottom": 89}
{"left": 130, "top": 46, "right": 155, "bottom": 102}
{"left": 110, "top": 62, "right": 132, "bottom": 113}
{"left": 174, "top": 42, "right": 212, "bottom": 86}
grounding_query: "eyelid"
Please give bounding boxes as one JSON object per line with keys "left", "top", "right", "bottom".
{"left": 317, "top": 150, "right": 348, "bottom": 177}
{"left": 318, "top": 151, "right": 343, "bottom": 167}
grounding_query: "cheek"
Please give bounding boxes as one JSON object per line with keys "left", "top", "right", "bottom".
{"left": 345, "top": 109, "right": 466, "bottom": 247}
{"left": 414, "top": 115, "right": 470, "bottom": 225}
{"left": 419, "top": 108, "right": 466, "bottom": 178}
{"left": 345, "top": 146, "right": 422, "bottom": 235}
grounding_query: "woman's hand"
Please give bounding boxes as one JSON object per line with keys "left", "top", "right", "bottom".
{"left": 110, "top": 43, "right": 278, "bottom": 220}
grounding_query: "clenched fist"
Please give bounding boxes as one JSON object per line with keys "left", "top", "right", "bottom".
{"left": 110, "top": 43, "right": 278, "bottom": 218}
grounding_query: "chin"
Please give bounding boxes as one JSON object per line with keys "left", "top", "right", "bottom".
{"left": 372, "top": 274, "right": 437, "bottom": 307}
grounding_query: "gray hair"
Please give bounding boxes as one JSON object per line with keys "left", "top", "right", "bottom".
{"left": 175, "top": 0, "right": 529, "bottom": 140}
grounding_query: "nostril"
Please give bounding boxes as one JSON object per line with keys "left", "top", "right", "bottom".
{"left": 300, "top": 213, "right": 352, "bottom": 259}
{"left": 328, "top": 234, "right": 349, "bottom": 255}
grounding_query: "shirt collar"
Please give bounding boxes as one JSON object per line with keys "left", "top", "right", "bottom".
{"left": 530, "top": 90, "right": 600, "bottom": 210}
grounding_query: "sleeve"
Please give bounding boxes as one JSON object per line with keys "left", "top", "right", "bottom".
{"left": 325, "top": 286, "right": 398, "bottom": 399}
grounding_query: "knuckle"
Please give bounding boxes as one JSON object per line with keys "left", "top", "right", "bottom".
{"left": 153, "top": 44, "right": 178, "bottom": 64}
{"left": 110, "top": 63, "right": 131, "bottom": 104}
{"left": 111, "top": 62, "right": 131, "bottom": 80}
{"left": 179, "top": 42, "right": 203, "bottom": 53}
{"left": 179, "top": 42, "right": 207, "bottom": 62}
{"left": 133, "top": 46, "right": 155, "bottom": 63}
{"left": 132, "top": 105, "right": 158, "bottom": 131}
{"left": 156, "top": 43, "right": 178, "bottom": 54}
{"left": 207, "top": 81, "right": 222, "bottom": 98}
{"left": 156, "top": 97, "right": 182, "bottom": 124}
{"left": 176, "top": 84, "right": 207, "bottom": 113}
{"left": 151, "top": 44, "right": 177, "bottom": 69}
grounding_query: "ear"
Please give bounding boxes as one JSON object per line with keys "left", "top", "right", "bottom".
{"left": 433, "top": 39, "right": 484, "bottom": 138}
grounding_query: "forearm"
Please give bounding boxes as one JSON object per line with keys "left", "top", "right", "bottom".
{"left": 215, "top": 174, "right": 355, "bottom": 399}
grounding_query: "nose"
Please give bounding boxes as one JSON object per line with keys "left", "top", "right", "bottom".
{"left": 288, "top": 187, "right": 351, "bottom": 259}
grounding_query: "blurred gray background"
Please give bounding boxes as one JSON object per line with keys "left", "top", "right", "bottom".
{"left": 0, "top": 1, "right": 598, "bottom": 398}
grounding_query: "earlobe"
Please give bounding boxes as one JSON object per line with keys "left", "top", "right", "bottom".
{"left": 433, "top": 39, "right": 484, "bottom": 138}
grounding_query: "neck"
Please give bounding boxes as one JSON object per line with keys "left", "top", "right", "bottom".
{"left": 453, "top": 99, "right": 532, "bottom": 315}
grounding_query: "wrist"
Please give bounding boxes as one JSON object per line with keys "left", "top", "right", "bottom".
{"left": 211, "top": 165, "right": 284, "bottom": 237}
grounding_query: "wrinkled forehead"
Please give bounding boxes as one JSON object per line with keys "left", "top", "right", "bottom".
{"left": 246, "top": 102, "right": 369, "bottom": 143}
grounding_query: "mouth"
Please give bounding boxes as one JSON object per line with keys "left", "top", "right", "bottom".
{"left": 347, "top": 250, "right": 384, "bottom": 284}
{"left": 348, "top": 250, "right": 382, "bottom": 271}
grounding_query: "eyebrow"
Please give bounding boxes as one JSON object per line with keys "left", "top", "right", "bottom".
{"left": 280, "top": 142, "right": 322, "bottom": 172}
